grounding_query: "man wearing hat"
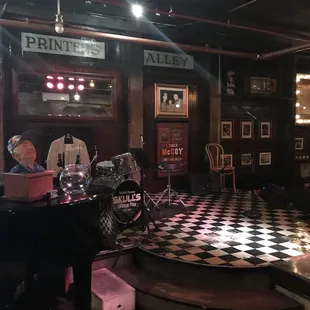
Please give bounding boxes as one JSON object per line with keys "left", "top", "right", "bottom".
{"left": 7, "top": 130, "right": 45, "bottom": 173}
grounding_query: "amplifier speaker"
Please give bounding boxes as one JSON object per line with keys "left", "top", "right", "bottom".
{"left": 190, "top": 174, "right": 211, "bottom": 195}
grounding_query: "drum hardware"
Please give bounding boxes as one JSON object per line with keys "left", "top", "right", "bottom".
{"left": 90, "top": 145, "right": 98, "bottom": 165}
{"left": 129, "top": 147, "right": 158, "bottom": 236}
{"left": 154, "top": 165, "right": 187, "bottom": 211}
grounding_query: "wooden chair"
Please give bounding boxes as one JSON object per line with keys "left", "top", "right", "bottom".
{"left": 205, "top": 143, "right": 236, "bottom": 192}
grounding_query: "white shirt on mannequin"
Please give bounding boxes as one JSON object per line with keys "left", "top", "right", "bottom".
{"left": 46, "top": 135, "right": 90, "bottom": 176}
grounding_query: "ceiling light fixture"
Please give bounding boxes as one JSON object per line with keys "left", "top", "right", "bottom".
{"left": 46, "top": 82, "right": 54, "bottom": 89}
{"left": 57, "top": 82, "right": 64, "bottom": 90}
{"left": 55, "top": 0, "right": 64, "bottom": 34}
{"left": 132, "top": 4, "right": 143, "bottom": 18}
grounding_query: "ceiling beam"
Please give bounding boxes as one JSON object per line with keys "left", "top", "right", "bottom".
{"left": 92, "top": 0, "right": 310, "bottom": 44}
{"left": 0, "top": 18, "right": 256, "bottom": 59}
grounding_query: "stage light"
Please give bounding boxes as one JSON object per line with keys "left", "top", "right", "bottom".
{"left": 46, "top": 82, "right": 54, "bottom": 89}
{"left": 89, "top": 80, "right": 95, "bottom": 87}
{"left": 78, "top": 84, "right": 84, "bottom": 91}
{"left": 57, "top": 82, "right": 64, "bottom": 90}
{"left": 78, "top": 78, "right": 84, "bottom": 81}
{"left": 132, "top": 4, "right": 143, "bottom": 18}
{"left": 57, "top": 77, "right": 64, "bottom": 80}
{"left": 68, "top": 84, "right": 75, "bottom": 90}
{"left": 46, "top": 76, "right": 53, "bottom": 80}
{"left": 74, "top": 93, "right": 80, "bottom": 101}
{"left": 69, "top": 77, "right": 75, "bottom": 81}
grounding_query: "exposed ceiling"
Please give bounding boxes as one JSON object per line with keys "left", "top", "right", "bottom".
{"left": 2, "top": 0, "right": 310, "bottom": 55}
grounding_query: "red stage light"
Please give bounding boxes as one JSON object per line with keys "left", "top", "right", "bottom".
{"left": 57, "top": 82, "right": 64, "bottom": 90}
{"left": 77, "top": 84, "right": 84, "bottom": 91}
{"left": 57, "top": 77, "right": 64, "bottom": 80}
{"left": 68, "top": 84, "right": 75, "bottom": 90}
{"left": 46, "top": 82, "right": 54, "bottom": 89}
{"left": 69, "top": 77, "right": 75, "bottom": 81}
{"left": 78, "top": 78, "right": 84, "bottom": 81}
{"left": 46, "top": 76, "right": 53, "bottom": 80}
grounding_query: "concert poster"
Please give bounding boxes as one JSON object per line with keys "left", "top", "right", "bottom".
{"left": 156, "top": 123, "right": 188, "bottom": 177}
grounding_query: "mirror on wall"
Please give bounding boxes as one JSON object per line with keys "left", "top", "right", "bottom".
{"left": 17, "top": 73, "right": 114, "bottom": 119}
{"left": 296, "top": 74, "right": 310, "bottom": 125}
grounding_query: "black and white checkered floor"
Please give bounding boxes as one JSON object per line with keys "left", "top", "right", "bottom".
{"left": 115, "top": 191, "right": 310, "bottom": 267}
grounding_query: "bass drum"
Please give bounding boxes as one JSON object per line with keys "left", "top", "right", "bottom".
{"left": 112, "top": 180, "right": 142, "bottom": 225}
{"left": 93, "top": 178, "right": 142, "bottom": 226}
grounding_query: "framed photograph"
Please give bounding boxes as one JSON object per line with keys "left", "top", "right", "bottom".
{"left": 260, "top": 121, "right": 271, "bottom": 139}
{"left": 259, "top": 152, "right": 271, "bottom": 166}
{"left": 154, "top": 83, "right": 188, "bottom": 118}
{"left": 295, "top": 138, "right": 304, "bottom": 150}
{"left": 221, "top": 154, "right": 233, "bottom": 167}
{"left": 241, "top": 121, "right": 252, "bottom": 139}
{"left": 221, "top": 121, "right": 233, "bottom": 140}
{"left": 241, "top": 153, "right": 252, "bottom": 166}
{"left": 300, "top": 163, "right": 310, "bottom": 178}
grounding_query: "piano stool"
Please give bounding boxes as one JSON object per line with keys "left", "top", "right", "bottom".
{"left": 92, "top": 268, "right": 135, "bottom": 310}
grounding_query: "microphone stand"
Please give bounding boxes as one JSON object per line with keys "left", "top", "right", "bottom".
{"left": 140, "top": 135, "right": 156, "bottom": 207}
{"left": 229, "top": 86, "right": 262, "bottom": 219}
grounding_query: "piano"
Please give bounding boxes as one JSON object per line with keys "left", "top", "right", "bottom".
{"left": 0, "top": 191, "right": 113, "bottom": 310}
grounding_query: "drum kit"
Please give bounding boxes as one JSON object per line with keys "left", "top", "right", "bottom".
{"left": 93, "top": 149, "right": 157, "bottom": 236}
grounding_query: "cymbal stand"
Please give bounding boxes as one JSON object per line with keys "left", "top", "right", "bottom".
{"left": 154, "top": 167, "right": 187, "bottom": 211}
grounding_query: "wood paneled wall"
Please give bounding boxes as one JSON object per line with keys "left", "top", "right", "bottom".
{"left": 220, "top": 56, "right": 295, "bottom": 188}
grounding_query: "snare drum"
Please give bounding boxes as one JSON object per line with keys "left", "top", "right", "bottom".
{"left": 96, "top": 161, "right": 116, "bottom": 178}
{"left": 112, "top": 153, "right": 141, "bottom": 183}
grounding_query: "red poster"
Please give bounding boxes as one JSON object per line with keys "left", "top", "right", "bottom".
{"left": 157, "top": 123, "right": 188, "bottom": 177}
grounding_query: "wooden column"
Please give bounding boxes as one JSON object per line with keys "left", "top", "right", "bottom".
{"left": 0, "top": 27, "right": 4, "bottom": 177}
{"left": 209, "top": 55, "right": 221, "bottom": 143}
{"left": 128, "top": 44, "right": 143, "bottom": 148}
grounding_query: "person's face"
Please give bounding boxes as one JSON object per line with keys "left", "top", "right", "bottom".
{"left": 173, "top": 94, "right": 178, "bottom": 100}
{"left": 163, "top": 93, "right": 168, "bottom": 100}
{"left": 13, "top": 140, "right": 36, "bottom": 163}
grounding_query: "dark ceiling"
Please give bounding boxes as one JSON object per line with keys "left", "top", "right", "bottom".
{"left": 2, "top": 0, "right": 310, "bottom": 54}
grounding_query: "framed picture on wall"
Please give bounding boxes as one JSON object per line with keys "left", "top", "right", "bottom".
{"left": 241, "top": 121, "right": 252, "bottom": 139}
{"left": 154, "top": 83, "right": 189, "bottom": 118}
{"left": 260, "top": 121, "right": 271, "bottom": 139}
{"left": 221, "top": 121, "right": 233, "bottom": 139}
{"left": 259, "top": 152, "right": 271, "bottom": 165}
{"left": 221, "top": 154, "right": 233, "bottom": 167}
{"left": 300, "top": 163, "right": 310, "bottom": 178}
{"left": 241, "top": 153, "right": 252, "bottom": 166}
{"left": 295, "top": 138, "right": 304, "bottom": 150}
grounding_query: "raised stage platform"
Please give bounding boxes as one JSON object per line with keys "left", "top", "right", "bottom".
{"left": 93, "top": 190, "right": 310, "bottom": 309}
{"left": 116, "top": 190, "right": 310, "bottom": 268}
